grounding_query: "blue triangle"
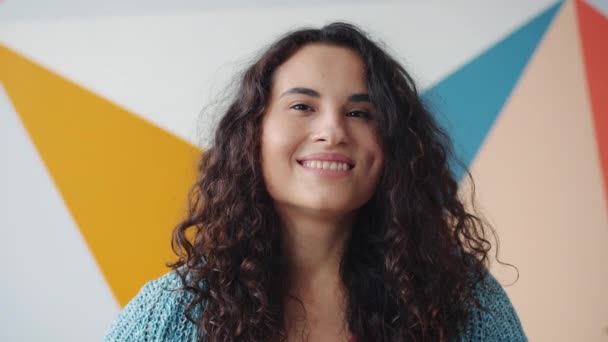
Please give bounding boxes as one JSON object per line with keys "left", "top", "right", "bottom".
{"left": 422, "top": 1, "right": 562, "bottom": 181}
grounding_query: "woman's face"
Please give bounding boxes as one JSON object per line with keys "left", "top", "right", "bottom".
{"left": 260, "top": 43, "right": 384, "bottom": 217}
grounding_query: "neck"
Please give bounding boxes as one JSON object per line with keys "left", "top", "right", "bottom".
{"left": 277, "top": 204, "right": 355, "bottom": 295}
{"left": 277, "top": 204, "right": 355, "bottom": 340}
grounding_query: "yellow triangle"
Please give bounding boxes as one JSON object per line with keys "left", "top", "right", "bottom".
{"left": 0, "top": 44, "right": 201, "bottom": 305}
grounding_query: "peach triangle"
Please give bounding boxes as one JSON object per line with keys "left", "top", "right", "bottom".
{"left": 463, "top": 1, "right": 608, "bottom": 340}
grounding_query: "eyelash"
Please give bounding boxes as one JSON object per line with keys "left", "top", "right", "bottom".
{"left": 290, "top": 103, "right": 313, "bottom": 111}
{"left": 290, "top": 103, "right": 371, "bottom": 119}
{"left": 346, "top": 110, "right": 371, "bottom": 119}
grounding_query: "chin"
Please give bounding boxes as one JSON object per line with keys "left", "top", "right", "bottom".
{"left": 301, "top": 200, "right": 357, "bottom": 215}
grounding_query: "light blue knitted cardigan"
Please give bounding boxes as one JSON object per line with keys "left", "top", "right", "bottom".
{"left": 104, "top": 270, "right": 527, "bottom": 341}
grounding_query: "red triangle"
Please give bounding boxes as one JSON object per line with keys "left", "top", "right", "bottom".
{"left": 577, "top": 0, "right": 608, "bottom": 208}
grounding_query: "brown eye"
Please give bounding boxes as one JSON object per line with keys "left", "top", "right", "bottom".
{"left": 346, "top": 110, "right": 371, "bottom": 119}
{"left": 291, "top": 103, "right": 313, "bottom": 111}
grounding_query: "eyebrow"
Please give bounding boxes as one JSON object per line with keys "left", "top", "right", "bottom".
{"left": 280, "top": 87, "right": 371, "bottom": 103}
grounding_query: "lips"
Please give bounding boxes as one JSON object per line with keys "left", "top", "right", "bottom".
{"left": 296, "top": 152, "right": 355, "bottom": 168}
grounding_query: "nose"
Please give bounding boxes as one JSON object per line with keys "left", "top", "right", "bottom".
{"left": 311, "top": 108, "right": 348, "bottom": 146}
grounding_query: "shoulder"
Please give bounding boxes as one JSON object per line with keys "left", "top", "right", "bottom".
{"left": 461, "top": 271, "right": 528, "bottom": 341}
{"left": 103, "top": 270, "right": 202, "bottom": 341}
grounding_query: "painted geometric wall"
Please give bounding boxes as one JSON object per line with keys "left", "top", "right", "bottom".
{"left": 1, "top": 0, "right": 606, "bottom": 340}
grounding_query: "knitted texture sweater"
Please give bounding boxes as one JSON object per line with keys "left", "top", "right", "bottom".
{"left": 104, "top": 270, "right": 527, "bottom": 341}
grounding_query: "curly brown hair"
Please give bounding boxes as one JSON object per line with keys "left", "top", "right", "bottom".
{"left": 169, "top": 22, "right": 499, "bottom": 341}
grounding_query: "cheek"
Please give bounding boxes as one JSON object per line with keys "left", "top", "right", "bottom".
{"left": 359, "top": 133, "right": 385, "bottom": 192}
{"left": 260, "top": 121, "right": 301, "bottom": 195}
{"left": 261, "top": 126, "right": 297, "bottom": 167}
{"left": 358, "top": 129, "right": 384, "bottom": 170}
{"left": 371, "top": 143, "right": 384, "bottom": 174}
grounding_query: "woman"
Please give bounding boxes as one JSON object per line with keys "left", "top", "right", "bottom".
{"left": 105, "top": 22, "right": 526, "bottom": 341}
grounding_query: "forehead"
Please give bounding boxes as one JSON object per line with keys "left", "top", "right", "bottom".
{"left": 271, "top": 43, "right": 367, "bottom": 95}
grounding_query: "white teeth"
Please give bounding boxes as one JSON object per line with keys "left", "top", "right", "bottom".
{"left": 302, "top": 160, "right": 351, "bottom": 170}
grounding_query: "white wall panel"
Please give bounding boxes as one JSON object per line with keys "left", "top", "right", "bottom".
{"left": 0, "top": 0, "right": 556, "bottom": 148}
{"left": 0, "top": 86, "right": 120, "bottom": 341}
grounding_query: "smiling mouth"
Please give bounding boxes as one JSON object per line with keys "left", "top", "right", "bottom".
{"left": 296, "top": 160, "right": 355, "bottom": 171}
